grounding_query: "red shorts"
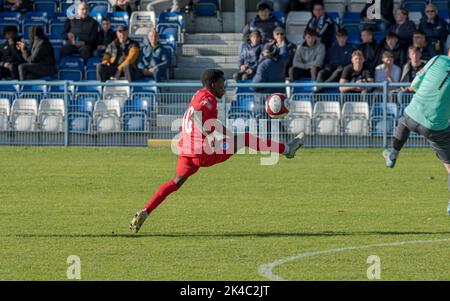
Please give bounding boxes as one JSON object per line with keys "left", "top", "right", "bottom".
{"left": 176, "top": 153, "right": 234, "bottom": 178}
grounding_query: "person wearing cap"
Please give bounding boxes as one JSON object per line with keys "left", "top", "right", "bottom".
{"left": 60, "top": 1, "right": 99, "bottom": 62}
{"left": 234, "top": 29, "right": 263, "bottom": 81}
{"left": 0, "top": 25, "right": 23, "bottom": 80}
{"left": 289, "top": 28, "right": 325, "bottom": 82}
{"left": 125, "top": 29, "right": 170, "bottom": 82}
{"left": 305, "top": 1, "right": 335, "bottom": 49}
{"left": 252, "top": 45, "right": 287, "bottom": 94}
{"left": 242, "top": 1, "right": 283, "bottom": 44}
{"left": 96, "top": 25, "right": 140, "bottom": 82}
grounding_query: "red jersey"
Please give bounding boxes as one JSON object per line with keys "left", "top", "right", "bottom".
{"left": 178, "top": 88, "right": 218, "bottom": 157}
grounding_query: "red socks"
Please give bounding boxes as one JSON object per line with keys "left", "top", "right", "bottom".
{"left": 144, "top": 180, "right": 179, "bottom": 214}
{"left": 244, "top": 133, "right": 285, "bottom": 154}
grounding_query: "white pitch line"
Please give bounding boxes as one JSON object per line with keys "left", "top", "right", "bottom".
{"left": 258, "top": 238, "right": 450, "bottom": 281}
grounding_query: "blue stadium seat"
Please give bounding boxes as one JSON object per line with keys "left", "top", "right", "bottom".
{"left": 370, "top": 103, "right": 398, "bottom": 136}
{"left": 107, "top": 12, "right": 129, "bottom": 30}
{"left": 439, "top": 10, "right": 449, "bottom": 23}
{"left": 68, "top": 99, "right": 94, "bottom": 133}
{"left": 19, "top": 84, "right": 47, "bottom": 102}
{"left": 33, "top": 0, "right": 58, "bottom": 14}
{"left": 193, "top": 0, "right": 219, "bottom": 17}
{"left": 292, "top": 79, "right": 315, "bottom": 101}
{"left": 89, "top": 11, "right": 106, "bottom": 24}
{"left": 123, "top": 99, "right": 149, "bottom": 132}
{"left": 0, "top": 12, "right": 22, "bottom": 34}
{"left": 273, "top": 11, "right": 286, "bottom": 24}
{"left": 157, "top": 13, "right": 183, "bottom": 42}
{"left": 88, "top": 1, "right": 112, "bottom": 15}
{"left": 132, "top": 80, "right": 158, "bottom": 94}
{"left": 85, "top": 57, "right": 102, "bottom": 81}
{"left": 58, "top": 57, "right": 85, "bottom": 81}
{"left": 49, "top": 13, "right": 68, "bottom": 38}
{"left": 347, "top": 33, "right": 360, "bottom": 46}
{"left": 327, "top": 12, "right": 341, "bottom": 27}
{"left": 404, "top": 1, "right": 426, "bottom": 12}
{"left": 342, "top": 12, "right": 361, "bottom": 25}
{"left": 0, "top": 85, "right": 18, "bottom": 102}
{"left": 23, "top": 12, "right": 50, "bottom": 37}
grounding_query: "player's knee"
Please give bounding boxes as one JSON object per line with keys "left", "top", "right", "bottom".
{"left": 173, "top": 176, "right": 188, "bottom": 188}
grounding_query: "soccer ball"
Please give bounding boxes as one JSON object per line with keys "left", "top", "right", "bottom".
{"left": 265, "top": 93, "right": 289, "bottom": 119}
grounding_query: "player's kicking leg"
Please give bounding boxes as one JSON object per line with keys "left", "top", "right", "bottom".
{"left": 383, "top": 116, "right": 412, "bottom": 168}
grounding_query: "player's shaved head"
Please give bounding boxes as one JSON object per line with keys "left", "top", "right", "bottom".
{"left": 202, "top": 69, "right": 226, "bottom": 98}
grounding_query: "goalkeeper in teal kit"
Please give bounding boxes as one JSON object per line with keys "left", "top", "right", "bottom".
{"left": 383, "top": 51, "right": 450, "bottom": 214}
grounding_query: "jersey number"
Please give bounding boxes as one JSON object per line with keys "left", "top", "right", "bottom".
{"left": 182, "top": 106, "right": 194, "bottom": 134}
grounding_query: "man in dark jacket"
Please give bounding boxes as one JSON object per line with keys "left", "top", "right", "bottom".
{"left": 400, "top": 46, "right": 426, "bottom": 86}
{"left": 0, "top": 26, "right": 23, "bottom": 79}
{"left": 388, "top": 7, "right": 417, "bottom": 47}
{"left": 252, "top": 45, "right": 287, "bottom": 94}
{"left": 60, "top": 2, "right": 99, "bottom": 61}
{"left": 419, "top": 3, "right": 448, "bottom": 54}
{"left": 356, "top": 28, "right": 378, "bottom": 72}
{"left": 242, "top": 1, "right": 283, "bottom": 44}
{"left": 316, "top": 28, "right": 353, "bottom": 90}
{"left": 306, "top": 1, "right": 335, "bottom": 49}
{"left": 16, "top": 26, "right": 57, "bottom": 80}
{"left": 374, "top": 32, "right": 407, "bottom": 68}
{"left": 234, "top": 29, "right": 262, "bottom": 81}
{"left": 95, "top": 17, "right": 116, "bottom": 57}
{"left": 125, "top": 30, "right": 169, "bottom": 82}
{"left": 412, "top": 29, "right": 436, "bottom": 62}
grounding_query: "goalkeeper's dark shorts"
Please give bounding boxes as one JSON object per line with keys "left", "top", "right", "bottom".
{"left": 396, "top": 114, "right": 450, "bottom": 164}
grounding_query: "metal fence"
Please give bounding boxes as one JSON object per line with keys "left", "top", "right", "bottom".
{"left": 0, "top": 80, "right": 431, "bottom": 148}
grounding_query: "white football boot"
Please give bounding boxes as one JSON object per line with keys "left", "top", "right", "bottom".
{"left": 129, "top": 210, "right": 149, "bottom": 234}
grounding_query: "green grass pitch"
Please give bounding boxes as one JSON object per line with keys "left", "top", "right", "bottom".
{"left": 0, "top": 147, "right": 449, "bottom": 280}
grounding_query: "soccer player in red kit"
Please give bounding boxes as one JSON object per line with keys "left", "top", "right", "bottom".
{"left": 130, "top": 69, "right": 304, "bottom": 233}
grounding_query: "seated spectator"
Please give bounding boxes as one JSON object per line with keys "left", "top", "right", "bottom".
{"left": 419, "top": 3, "right": 449, "bottom": 54}
{"left": 242, "top": 1, "right": 283, "bottom": 43}
{"left": 252, "top": 45, "right": 286, "bottom": 94}
{"left": 339, "top": 50, "right": 374, "bottom": 93}
{"left": 356, "top": 28, "right": 378, "bottom": 72}
{"left": 113, "top": 0, "right": 132, "bottom": 16}
{"left": 412, "top": 29, "right": 435, "bottom": 62}
{"left": 400, "top": 46, "right": 426, "bottom": 90}
{"left": 1, "top": 0, "right": 32, "bottom": 12}
{"left": 16, "top": 26, "right": 57, "bottom": 80}
{"left": 360, "top": 0, "right": 395, "bottom": 31}
{"left": 95, "top": 18, "right": 116, "bottom": 58}
{"left": 288, "top": 0, "right": 323, "bottom": 12}
{"left": 263, "top": 27, "right": 297, "bottom": 76}
{"left": 125, "top": 30, "right": 169, "bottom": 82}
{"left": 60, "top": 2, "right": 99, "bottom": 62}
{"left": 234, "top": 29, "right": 262, "bottom": 81}
{"left": 388, "top": 7, "right": 417, "bottom": 47}
{"left": 374, "top": 51, "right": 401, "bottom": 87}
{"left": 374, "top": 32, "right": 407, "bottom": 68}
{"left": 97, "top": 25, "right": 140, "bottom": 82}
{"left": 289, "top": 28, "right": 325, "bottom": 81}
{"left": 305, "top": 1, "right": 335, "bottom": 48}
{"left": 0, "top": 26, "right": 23, "bottom": 80}
{"left": 315, "top": 28, "right": 353, "bottom": 91}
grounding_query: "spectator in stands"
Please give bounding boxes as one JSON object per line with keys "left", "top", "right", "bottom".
{"left": 388, "top": 7, "right": 417, "bottom": 47}
{"left": 419, "top": 3, "right": 449, "bottom": 54}
{"left": 289, "top": 28, "right": 325, "bottom": 81}
{"left": 95, "top": 18, "right": 116, "bottom": 58}
{"left": 60, "top": 2, "right": 99, "bottom": 62}
{"left": 315, "top": 28, "right": 353, "bottom": 92}
{"left": 288, "top": 0, "right": 323, "bottom": 12}
{"left": 125, "top": 30, "right": 169, "bottom": 82}
{"left": 374, "top": 32, "right": 407, "bottom": 68}
{"left": 339, "top": 50, "right": 374, "bottom": 94}
{"left": 305, "top": 2, "right": 335, "bottom": 49}
{"left": 400, "top": 46, "right": 426, "bottom": 90}
{"left": 412, "top": 29, "right": 435, "bottom": 61}
{"left": 16, "top": 26, "right": 57, "bottom": 80}
{"left": 356, "top": 28, "right": 378, "bottom": 71}
{"left": 0, "top": 26, "right": 23, "bottom": 80}
{"left": 374, "top": 51, "right": 401, "bottom": 86}
{"left": 113, "top": 0, "right": 132, "bottom": 16}
{"left": 0, "top": 0, "right": 32, "bottom": 12}
{"left": 97, "top": 25, "right": 140, "bottom": 82}
{"left": 264, "top": 27, "right": 296, "bottom": 76}
{"left": 252, "top": 45, "right": 286, "bottom": 94}
{"left": 234, "top": 29, "right": 262, "bottom": 81}
{"left": 242, "top": 1, "right": 283, "bottom": 43}
{"left": 360, "top": 0, "right": 395, "bottom": 30}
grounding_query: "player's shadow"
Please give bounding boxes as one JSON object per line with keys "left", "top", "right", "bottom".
{"left": 8, "top": 230, "right": 450, "bottom": 239}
